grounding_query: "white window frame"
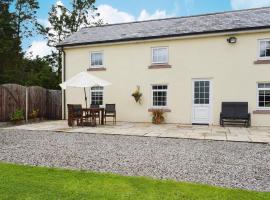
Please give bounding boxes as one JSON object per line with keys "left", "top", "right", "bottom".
{"left": 151, "top": 84, "right": 168, "bottom": 108}
{"left": 151, "top": 47, "right": 169, "bottom": 64}
{"left": 258, "top": 39, "right": 270, "bottom": 60}
{"left": 90, "top": 86, "right": 104, "bottom": 106}
{"left": 90, "top": 51, "right": 104, "bottom": 68}
{"left": 257, "top": 83, "right": 270, "bottom": 110}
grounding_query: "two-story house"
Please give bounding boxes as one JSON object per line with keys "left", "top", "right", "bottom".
{"left": 57, "top": 7, "right": 270, "bottom": 126}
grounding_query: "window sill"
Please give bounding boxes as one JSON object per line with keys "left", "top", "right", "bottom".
{"left": 254, "top": 60, "right": 270, "bottom": 64}
{"left": 148, "top": 64, "right": 172, "bottom": 69}
{"left": 87, "top": 67, "right": 106, "bottom": 71}
{"left": 148, "top": 108, "right": 171, "bottom": 112}
{"left": 253, "top": 110, "right": 270, "bottom": 114}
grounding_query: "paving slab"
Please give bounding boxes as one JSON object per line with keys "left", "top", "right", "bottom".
{"left": 2, "top": 120, "right": 270, "bottom": 143}
{"left": 226, "top": 135, "right": 251, "bottom": 142}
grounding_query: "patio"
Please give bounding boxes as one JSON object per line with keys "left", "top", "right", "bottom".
{"left": 3, "top": 120, "right": 270, "bottom": 143}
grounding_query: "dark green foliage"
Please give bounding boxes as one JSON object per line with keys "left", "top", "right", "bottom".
{"left": 0, "top": 0, "right": 101, "bottom": 89}
{"left": 0, "top": 0, "right": 58, "bottom": 89}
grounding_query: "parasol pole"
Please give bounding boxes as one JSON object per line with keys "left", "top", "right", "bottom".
{"left": 84, "top": 87, "right": 88, "bottom": 108}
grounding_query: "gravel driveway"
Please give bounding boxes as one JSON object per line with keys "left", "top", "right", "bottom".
{"left": 0, "top": 129, "right": 269, "bottom": 192}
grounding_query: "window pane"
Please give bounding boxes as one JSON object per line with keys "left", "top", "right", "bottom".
{"left": 152, "top": 48, "right": 168, "bottom": 63}
{"left": 259, "top": 96, "right": 265, "bottom": 102}
{"left": 91, "top": 87, "right": 103, "bottom": 105}
{"left": 266, "top": 49, "right": 270, "bottom": 57}
{"left": 259, "top": 101, "right": 265, "bottom": 107}
{"left": 199, "top": 99, "right": 204, "bottom": 104}
{"left": 257, "top": 83, "right": 270, "bottom": 108}
{"left": 152, "top": 85, "right": 167, "bottom": 107}
{"left": 258, "top": 83, "right": 265, "bottom": 88}
{"left": 260, "top": 41, "right": 270, "bottom": 57}
{"left": 265, "top": 102, "right": 270, "bottom": 107}
{"left": 91, "top": 52, "right": 103, "bottom": 66}
{"left": 200, "top": 93, "right": 205, "bottom": 98}
{"left": 265, "top": 96, "right": 270, "bottom": 102}
{"left": 265, "top": 83, "right": 270, "bottom": 88}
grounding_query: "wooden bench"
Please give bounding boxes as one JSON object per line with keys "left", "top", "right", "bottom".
{"left": 220, "top": 102, "right": 251, "bottom": 127}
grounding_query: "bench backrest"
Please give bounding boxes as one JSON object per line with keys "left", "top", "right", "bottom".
{"left": 221, "top": 102, "right": 249, "bottom": 119}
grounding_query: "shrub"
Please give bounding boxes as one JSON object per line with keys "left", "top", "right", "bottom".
{"left": 10, "top": 109, "right": 24, "bottom": 122}
{"left": 151, "top": 110, "right": 165, "bottom": 124}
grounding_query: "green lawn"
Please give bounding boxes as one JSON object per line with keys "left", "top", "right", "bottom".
{"left": 0, "top": 162, "right": 269, "bottom": 200}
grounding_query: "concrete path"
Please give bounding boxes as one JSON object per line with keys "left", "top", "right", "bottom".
{"left": 3, "top": 120, "right": 270, "bottom": 143}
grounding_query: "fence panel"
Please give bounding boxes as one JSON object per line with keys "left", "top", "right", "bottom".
{"left": 46, "top": 90, "right": 62, "bottom": 120}
{"left": 28, "top": 86, "right": 47, "bottom": 118}
{"left": 0, "top": 84, "right": 62, "bottom": 121}
{"left": 0, "top": 84, "right": 26, "bottom": 121}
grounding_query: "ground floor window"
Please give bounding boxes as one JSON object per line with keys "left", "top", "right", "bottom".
{"left": 91, "top": 86, "right": 103, "bottom": 105}
{"left": 258, "top": 83, "right": 270, "bottom": 109}
{"left": 152, "top": 85, "right": 167, "bottom": 107}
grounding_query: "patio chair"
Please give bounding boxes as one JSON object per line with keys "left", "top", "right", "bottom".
{"left": 104, "top": 104, "right": 116, "bottom": 125}
{"left": 67, "top": 104, "right": 83, "bottom": 126}
{"left": 90, "top": 104, "right": 101, "bottom": 124}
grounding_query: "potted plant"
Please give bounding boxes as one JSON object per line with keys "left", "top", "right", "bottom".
{"left": 151, "top": 109, "right": 165, "bottom": 124}
{"left": 10, "top": 109, "right": 24, "bottom": 124}
{"left": 29, "top": 109, "right": 39, "bottom": 122}
{"left": 132, "top": 86, "right": 142, "bottom": 104}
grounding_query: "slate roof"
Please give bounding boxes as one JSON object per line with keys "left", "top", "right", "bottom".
{"left": 57, "top": 7, "right": 270, "bottom": 47}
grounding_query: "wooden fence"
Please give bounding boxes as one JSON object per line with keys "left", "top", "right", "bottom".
{"left": 0, "top": 84, "right": 62, "bottom": 121}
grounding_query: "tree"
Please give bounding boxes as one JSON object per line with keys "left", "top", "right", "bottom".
{"left": 0, "top": 0, "right": 20, "bottom": 84}
{"left": 14, "top": 0, "right": 39, "bottom": 49}
{"left": 40, "top": 0, "right": 102, "bottom": 82}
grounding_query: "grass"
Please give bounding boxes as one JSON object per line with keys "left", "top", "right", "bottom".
{"left": 0, "top": 162, "right": 269, "bottom": 200}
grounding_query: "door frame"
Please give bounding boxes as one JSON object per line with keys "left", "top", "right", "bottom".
{"left": 191, "top": 78, "right": 213, "bottom": 125}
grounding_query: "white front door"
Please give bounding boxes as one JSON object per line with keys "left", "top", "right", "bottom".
{"left": 192, "top": 79, "right": 212, "bottom": 124}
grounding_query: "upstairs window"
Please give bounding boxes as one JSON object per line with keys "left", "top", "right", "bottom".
{"left": 91, "top": 86, "right": 103, "bottom": 105}
{"left": 91, "top": 52, "right": 103, "bottom": 67}
{"left": 258, "top": 83, "right": 270, "bottom": 109}
{"left": 152, "top": 47, "right": 168, "bottom": 64}
{"left": 152, "top": 85, "right": 168, "bottom": 107}
{"left": 259, "top": 39, "right": 270, "bottom": 59}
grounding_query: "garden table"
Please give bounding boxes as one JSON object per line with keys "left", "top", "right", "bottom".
{"left": 82, "top": 108, "right": 105, "bottom": 126}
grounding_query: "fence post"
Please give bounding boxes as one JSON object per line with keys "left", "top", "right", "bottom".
{"left": 25, "top": 87, "right": 28, "bottom": 122}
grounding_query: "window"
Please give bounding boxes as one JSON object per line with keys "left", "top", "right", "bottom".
{"left": 152, "top": 47, "right": 168, "bottom": 64}
{"left": 91, "top": 52, "right": 103, "bottom": 67}
{"left": 258, "top": 83, "right": 270, "bottom": 109}
{"left": 152, "top": 85, "right": 168, "bottom": 107}
{"left": 259, "top": 39, "right": 270, "bottom": 59}
{"left": 91, "top": 86, "right": 103, "bottom": 105}
{"left": 194, "top": 81, "right": 210, "bottom": 104}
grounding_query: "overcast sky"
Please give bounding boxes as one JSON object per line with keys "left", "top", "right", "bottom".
{"left": 25, "top": 0, "right": 270, "bottom": 58}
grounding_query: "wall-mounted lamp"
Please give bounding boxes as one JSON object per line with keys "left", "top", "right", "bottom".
{"left": 227, "top": 36, "right": 237, "bottom": 44}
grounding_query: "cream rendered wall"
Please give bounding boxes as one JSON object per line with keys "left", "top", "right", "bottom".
{"left": 64, "top": 31, "right": 270, "bottom": 126}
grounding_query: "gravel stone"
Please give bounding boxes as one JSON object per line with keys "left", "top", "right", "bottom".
{"left": 0, "top": 129, "right": 269, "bottom": 192}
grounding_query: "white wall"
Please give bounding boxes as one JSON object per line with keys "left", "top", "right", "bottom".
{"left": 64, "top": 31, "right": 270, "bottom": 126}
